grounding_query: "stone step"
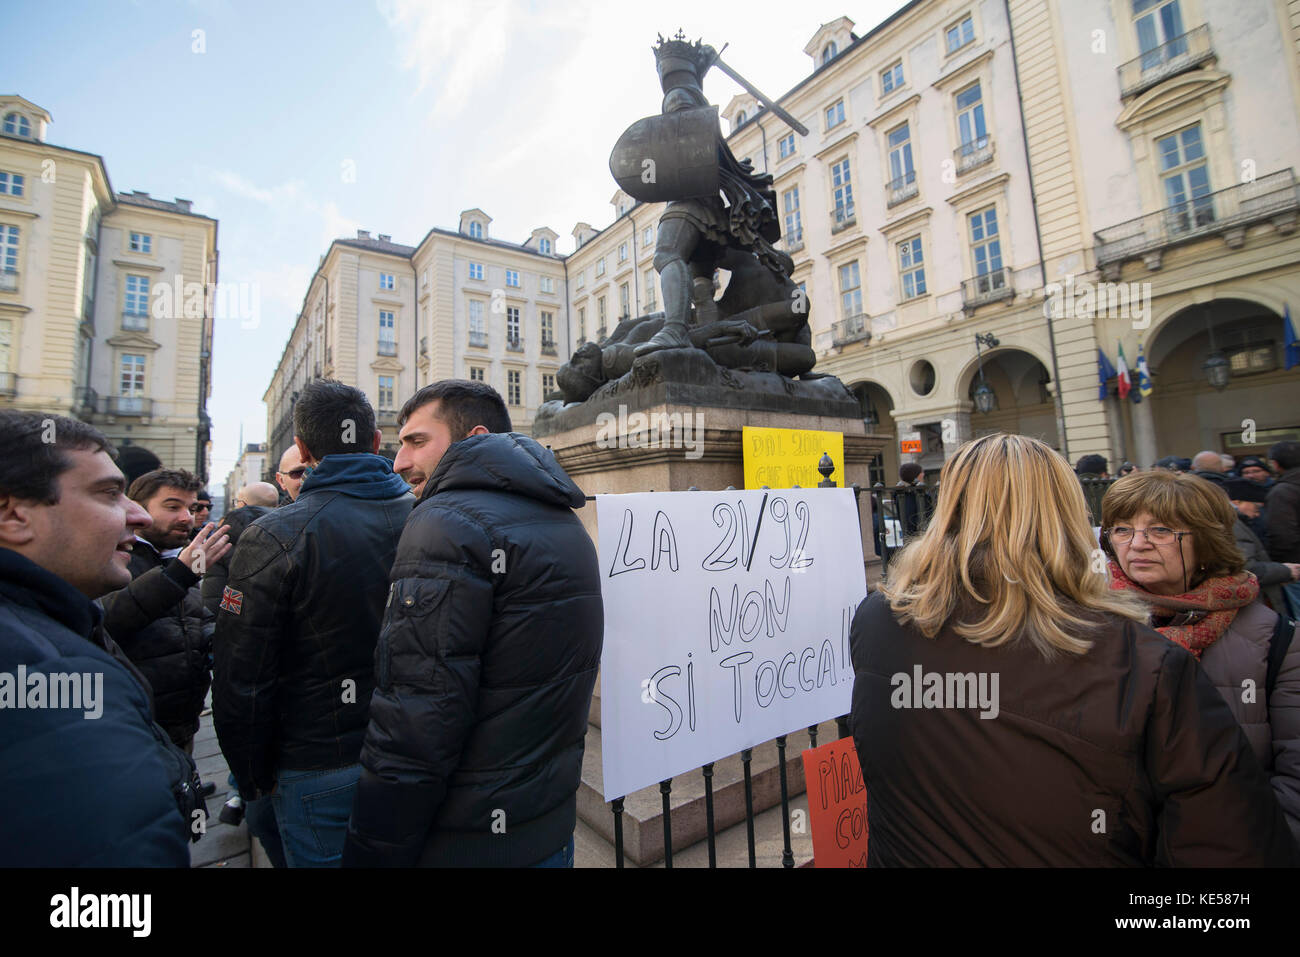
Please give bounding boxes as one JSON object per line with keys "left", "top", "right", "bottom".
{"left": 576, "top": 718, "right": 843, "bottom": 866}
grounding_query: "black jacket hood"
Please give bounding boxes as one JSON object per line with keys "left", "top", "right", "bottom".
{"left": 423, "top": 432, "right": 586, "bottom": 509}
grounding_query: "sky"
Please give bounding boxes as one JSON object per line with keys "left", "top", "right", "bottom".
{"left": 4, "top": 0, "right": 904, "bottom": 490}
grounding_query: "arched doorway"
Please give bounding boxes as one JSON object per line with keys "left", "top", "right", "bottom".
{"left": 1139, "top": 299, "right": 1300, "bottom": 464}
{"left": 961, "top": 349, "right": 1059, "bottom": 448}
{"left": 848, "top": 380, "right": 899, "bottom": 485}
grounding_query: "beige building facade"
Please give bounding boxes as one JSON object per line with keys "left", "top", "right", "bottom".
{"left": 0, "top": 95, "right": 218, "bottom": 481}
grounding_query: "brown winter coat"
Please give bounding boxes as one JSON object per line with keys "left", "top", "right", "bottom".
{"left": 1198, "top": 599, "right": 1300, "bottom": 847}
{"left": 849, "top": 590, "right": 1297, "bottom": 866}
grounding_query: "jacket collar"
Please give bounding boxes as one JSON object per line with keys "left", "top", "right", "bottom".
{"left": 298, "top": 452, "right": 411, "bottom": 501}
{"left": 0, "top": 546, "right": 102, "bottom": 639}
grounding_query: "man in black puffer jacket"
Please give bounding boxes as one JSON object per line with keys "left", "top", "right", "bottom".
{"left": 343, "top": 381, "right": 603, "bottom": 867}
{"left": 100, "top": 468, "right": 228, "bottom": 752}
{"left": 214, "top": 380, "right": 413, "bottom": 867}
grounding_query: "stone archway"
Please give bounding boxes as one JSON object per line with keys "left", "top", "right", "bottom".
{"left": 847, "top": 379, "right": 900, "bottom": 485}
{"left": 1133, "top": 298, "right": 1300, "bottom": 465}
{"left": 957, "top": 348, "right": 1060, "bottom": 448}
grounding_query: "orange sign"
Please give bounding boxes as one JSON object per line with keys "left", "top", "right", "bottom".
{"left": 900, "top": 439, "right": 922, "bottom": 454}
{"left": 801, "top": 736, "right": 868, "bottom": 868}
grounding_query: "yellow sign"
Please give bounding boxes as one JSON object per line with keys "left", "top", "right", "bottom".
{"left": 742, "top": 426, "right": 845, "bottom": 489}
{"left": 900, "top": 439, "right": 922, "bottom": 454}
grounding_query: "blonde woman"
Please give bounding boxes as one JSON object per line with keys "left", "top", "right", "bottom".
{"left": 1101, "top": 469, "right": 1300, "bottom": 848}
{"left": 849, "top": 433, "right": 1295, "bottom": 866}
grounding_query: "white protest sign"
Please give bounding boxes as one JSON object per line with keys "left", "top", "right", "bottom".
{"left": 596, "top": 487, "right": 866, "bottom": 800}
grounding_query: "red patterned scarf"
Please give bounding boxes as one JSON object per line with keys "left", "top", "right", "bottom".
{"left": 1108, "top": 560, "right": 1259, "bottom": 659}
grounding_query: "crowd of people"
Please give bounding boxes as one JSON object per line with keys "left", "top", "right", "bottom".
{"left": 2, "top": 379, "right": 1298, "bottom": 867}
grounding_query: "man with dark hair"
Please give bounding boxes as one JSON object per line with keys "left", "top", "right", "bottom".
{"left": 1074, "top": 453, "right": 1110, "bottom": 479}
{"left": 214, "top": 378, "right": 412, "bottom": 867}
{"left": 0, "top": 411, "right": 212, "bottom": 865}
{"left": 1227, "top": 478, "right": 1299, "bottom": 612}
{"left": 343, "top": 379, "right": 603, "bottom": 867}
{"left": 100, "top": 468, "right": 230, "bottom": 755}
{"left": 1266, "top": 441, "right": 1300, "bottom": 616}
{"left": 189, "top": 490, "right": 213, "bottom": 539}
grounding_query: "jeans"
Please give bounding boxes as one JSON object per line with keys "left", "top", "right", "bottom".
{"left": 271, "top": 764, "right": 361, "bottom": 868}
{"left": 1283, "top": 581, "right": 1300, "bottom": 620}
{"left": 528, "top": 833, "right": 575, "bottom": 868}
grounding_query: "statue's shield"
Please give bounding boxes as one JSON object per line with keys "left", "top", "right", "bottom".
{"left": 609, "top": 107, "right": 720, "bottom": 203}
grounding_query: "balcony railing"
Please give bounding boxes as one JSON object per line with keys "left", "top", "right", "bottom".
{"left": 961, "top": 267, "right": 1014, "bottom": 310}
{"left": 0, "top": 269, "right": 17, "bottom": 292}
{"left": 541, "top": 339, "right": 557, "bottom": 356}
{"left": 468, "top": 331, "right": 488, "bottom": 348}
{"left": 886, "top": 171, "right": 917, "bottom": 207}
{"left": 122, "top": 311, "right": 149, "bottom": 331}
{"left": 596, "top": 325, "right": 608, "bottom": 341}
{"left": 832, "top": 313, "right": 871, "bottom": 347}
{"left": 377, "top": 340, "right": 397, "bottom": 357}
{"left": 506, "top": 336, "right": 524, "bottom": 352}
{"left": 107, "top": 395, "right": 152, "bottom": 417}
{"left": 784, "top": 227, "right": 804, "bottom": 251}
{"left": 76, "top": 386, "right": 97, "bottom": 413}
{"left": 1118, "top": 25, "right": 1214, "bottom": 99}
{"left": 831, "top": 204, "right": 856, "bottom": 231}
{"left": 419, "top": 336, "right": 428, "bottom": 356}
{"left": 955, "top": 136, "right": 994, "bottom": 174}
{"left": 1094, "top": 169, "right": 1300, "bottom": 273}
{"left": 376, "top": 409, "right": 400, "bottom": 427}
{"left": 0, "top": 372, "right": 16, "bottom": 397}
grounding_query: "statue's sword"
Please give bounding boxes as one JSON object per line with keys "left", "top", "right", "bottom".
{"left": 708, "top": 44, "right": 810, "bottom": 137}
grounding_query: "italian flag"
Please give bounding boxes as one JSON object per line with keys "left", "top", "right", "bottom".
{"left": 1116, "top": 342, "right": 1132, "bottom": 400}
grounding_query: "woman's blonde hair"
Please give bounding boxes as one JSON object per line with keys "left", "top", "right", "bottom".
{"left": 1099, "top": 469, "right": 1246, "bottom": 587}
{"left": 879, "top": 433, "right": 1148, "bottom": 658}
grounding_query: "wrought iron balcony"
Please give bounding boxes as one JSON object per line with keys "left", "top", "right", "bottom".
{"left": 0, "top": 269, "right": 16, "bottom": 292}
{"left": 785, "top": 227, "right": 804, "bottom": 252}
{"left": 506, "top": 336, "right": 524, "bottom": 352}
{"left": 419, "top": 336, "right": 428, "bottom": 356}
{"left": 831, "top": 204, "right": 856, "bottom": 231}
{"left": 76, "top": 386, "right": 97, "bottom": 413}
{"left": 541, "top": 339, "right": 557, "bottom": 356}
{"left": 961, "top": 267, "right": 1014, "bottom": 311}
{"left": 468, "top": 331, "right": 488, "bottom": 348}
{"left": 377, "top": 340, "right": 398, "bottom": 357}
{"left": 596, "top": 325, "right": 608, "bottom": 341}
{"left": 0, "top": 372, "right": 16, "bottom": 397}
{"left": 107, "top": 395, "right": 152, "bottom": 417}
{"left": 121, "top": 311, "right": 149, "bottom": 331}
{"left": 955, "top": 136, "right": 994, "bottom": 174}
{"left": 1094, "top": 169, "right": 1300, "bottom": 274}
{"left": 376, "top": 409, "right": 400, "bottom": 427}
{"left": 1118, "top": 25, "right": 1214, "bottom": 99}
{"left": 886, "top": 171, "right": 917, "bottom": 207}
{"left": 832, "top": 313, "right": 871, "bottom": 347}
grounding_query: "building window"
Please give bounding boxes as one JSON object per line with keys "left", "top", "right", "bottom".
{"left": 839, "top": 262, "right": 863, "bottom": 317}
{"left": 421, "top": 268, "right": 429, "bottom": 287}
{"left": 506, "top": 306, "right": 520, "bottom": 345}
{"left": 821, "top": 41, "right": 838, "bottom": 64}
{"left": 578, "top": 306, "right": 586, "bottom": 342}
{"left": 596, "top": 257, "right": 606, "bottom": 277}
{"left": 955, "top": 82, "right": 988, "bottom": 152}
{"left": 129, "top": 232, "right": 151, "bottom": 254}
{"left": 575, "top": 269, "right": 585, "bottom": 289}
{"left": 778, "top": 133, "right": 796, "bottom": 159}
{"left": 507, "top": 369, "right": 521, "bottom": 406}
{"left": 643, "top": 226, "right": 654, "bottom": 246}
{"left": 542, "top": 372, "right": 556, "bottom": 396}
{"left": 0, "top": 319, "right": 10, "bottom": 373}
{"left": 831, "top": 159, "right": 854, "bottom": 223}
{"left": 783, "top": 186, "right": 803, "bottom": 243}
{"left": 119, "top": 353, "right": 146, "bottom": 396}
{"left": 969, "top": 207, "right": 1002, "bottom": 277}
{"left": 0, "top": 225, "right": 18, "bottom": 283}
{"left": 541, "top": 310, "right": 554, "bottom": 346}
{"left": 1134, "top": 0, "right": 1187, "bottom": 69}
{"left": 619, "top": 282, "right": 630, "bottom": 318}
{"left": 618, "top": 242, "right": 628, "bottom": 263}
{"left": 2, "top": 113, "right": 31, "bottom": 138}
{"left": 825, "top": 99, "right": 845, "bottom": 130}
{"left": 469, "top": 262, "right": 484, "bottom": 281}
{"left": 1158, "top": 123, "right": 1213, "bottom": 230}
{"left": 379, "top": 272, "right": 394, "bottom": 290}
{"left": 0, "top": 172, "right": 24, "bottom": 196}
{"left": 540, "top": 275, "right": 554, "bottom": 294}
{"left": 379, "top": 310, "right": 396, "bottom": 354}
{"left": 505, "top": 269, "right": 520, "bottom": 287}
{"left": 469, "top": 221, "right": 483, "bottom": 239}
{"left": 881, "top": 61, "right": 904, "bottom": 95}
{"left": 378, "top": 375, "right": 394, "bottom": 410}
{"left": 469, "top": 299, "right": 487, "bottom": 345}
{"left": 946, "top": 15, "right": 975, "bottom": 54}
{"left": 735, "top": 110, "right": 747, "bottom": 126}
{"left": 899, "top": 236, "right": 927, "bottom": 299}
{"left": 539, "top": 237, "right": 552, "bottom": 254}
{"left": 469, "top": 366, "right": 485, "bottom": 383}
{"left": 887, "top": 123, "right": 915, "bottom": 188}
{"left": 124, "top": 274, "right": 150, "bottom": 321}
{"left": 597, "top": 296, "right": 607, "bottom": 327}
{"left": 645, "top": 269, "right": 657, "bottom": 308}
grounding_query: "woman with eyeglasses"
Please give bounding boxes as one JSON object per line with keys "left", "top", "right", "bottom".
{"left": 1102, "top": 469, "right": 1300, "bottom": 848}
{"left": 850, "top": 433, "right": 1296, "bottom": 866}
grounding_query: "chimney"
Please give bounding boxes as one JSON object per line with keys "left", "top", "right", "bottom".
{"left": 356, "top": 229, "right": 371, "bottom": 240}
{"left": 174, "top": 198, "right": 193, "bottom": 212}
{"left": 377, "top": 234, "right": 391, "bottom": 242}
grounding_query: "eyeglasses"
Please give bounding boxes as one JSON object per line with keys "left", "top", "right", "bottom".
{"left": 1106, "top": 525, "right": 1189, "bottom": 546}
{"left": 188, "top": 504, "right": 211, "bottom": 514}
{"left": 282, "top": 468, "right": 308, "bottom": 479}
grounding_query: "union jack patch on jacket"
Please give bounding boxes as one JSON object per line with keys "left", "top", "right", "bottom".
{"left": 219, "top": 586, "right": 243, "bottom": 615}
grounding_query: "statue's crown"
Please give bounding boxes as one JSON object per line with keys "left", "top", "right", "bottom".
{"left": 653, "top": 31, "right": 713, "bottom": 86}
